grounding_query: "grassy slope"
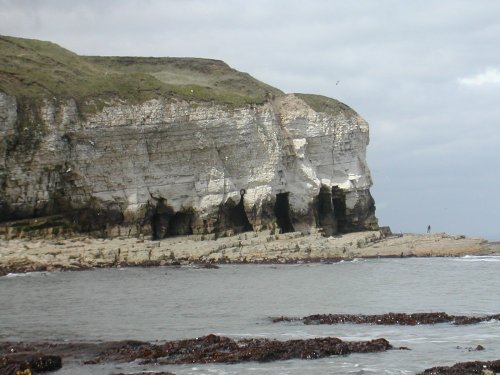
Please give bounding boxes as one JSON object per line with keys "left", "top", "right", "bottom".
{"left": 295, "top": 93, "right": 356, "bottom": 118}
{"left": 0, "top": 35, "right": 353, "bottom": 116}
{"left": 85, "top": 56, "right": 282, "bottom": 106}
{"left": 0, "top": 35, "right": 281, "bottom": 111}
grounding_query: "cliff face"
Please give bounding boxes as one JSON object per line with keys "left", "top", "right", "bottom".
{"left": 0, "top": 36, "right": 377, "bottom": 238}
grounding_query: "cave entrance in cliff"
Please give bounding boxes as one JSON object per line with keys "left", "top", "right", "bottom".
{"left": 151, "top": 199, "right": 173, "bottom": 240}
{"left": 331, "top": 186, "right": 347, "bottom": 233}
{"left": 317, "top": 186, "right": 337, "bottom": 236}
{"left": 214, "top": 190, "right": 253, "bottom": 237}
{"left": 150, "top": 199, "right": 194, "bottom": 240}
{"left": 229, "top": 191, "right": 253, "bottom": 234}
{"left": 274, "top": 192, "right": 294, "bottom": 233}
{"left": 167, "top": 211, "right": 194, "bottom": 237}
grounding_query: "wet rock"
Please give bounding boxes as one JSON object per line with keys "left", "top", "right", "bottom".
{"left": 272, "top": 312, "right": 500, "bottom": 326}
{"left": 0, "top": 352, "right": 62, "bottom": 374}
{"left": 113, "top": 372, "right": 175, "bottom": 375}
{"left": 87, "top": 334, "right": 394, "bottom": 365}
{"left": 193, "top": 263, "right": 219, "bottom": 269}
{"left": 453, "top": 315, "right": 500, "bottom": 325}
{"left": 418, "top": 359, "right": 500, "bottom": 374}
{"left": 0, "top": 335, "right": 396, "bottom": 370}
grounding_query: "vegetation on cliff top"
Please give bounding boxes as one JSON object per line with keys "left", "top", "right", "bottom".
{"left": 295, "top": 93, "right": 356, "bottom": 118}
{"left": 0, "top": 35, "right": 281, "bottom": 110}
{"left": 0, "top": 35, "right": 353, "bottom": 116}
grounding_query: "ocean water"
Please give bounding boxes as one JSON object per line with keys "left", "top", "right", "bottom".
{"left": 1, "top": 256, "right": 499, "bottom": 374}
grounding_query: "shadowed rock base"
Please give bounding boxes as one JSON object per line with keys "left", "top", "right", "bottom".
{"left": 418, "top": 359, "right": 500, "bottom": 374}
{"left": 0, "top": 352, "right": 62, "bottom": 375}
{"left": 272, "top": 312, "right": 500, "bottom": 325}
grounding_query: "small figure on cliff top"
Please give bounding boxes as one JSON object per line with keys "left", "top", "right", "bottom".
{"left": 427, "top": 225, "right": 431, "bottom": 233}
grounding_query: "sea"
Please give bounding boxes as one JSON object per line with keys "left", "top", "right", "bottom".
{"left": 1, "top": 256, "right": 499, "bottom": 374}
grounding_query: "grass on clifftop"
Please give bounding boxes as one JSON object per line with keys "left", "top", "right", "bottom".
{"left": 0, "top": 35, "right": 354, "bottom": 118}
{"left": 0, "top": 35, "right": 282, "bottom": 111}
{"left": 295, "top": 93, "right": 357, "bottom": 118}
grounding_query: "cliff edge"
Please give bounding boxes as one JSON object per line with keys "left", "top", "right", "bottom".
{"left": 0, "top": 35, "right": 377, "bottom": 239}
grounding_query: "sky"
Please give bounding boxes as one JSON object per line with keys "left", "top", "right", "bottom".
{"left": 1, "top": 0, "right": 499, "bottom": 239}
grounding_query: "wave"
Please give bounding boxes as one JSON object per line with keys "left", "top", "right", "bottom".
{"left": 3, "top": 271, "right": 50, "bottom": 278}
{"left": 454, "top": 255, "right": 500, "bottom": 262}
{"left": 351, "top": 258, "right": 365, "bottom": 263}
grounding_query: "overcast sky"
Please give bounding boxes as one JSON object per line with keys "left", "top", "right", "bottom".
{"left": 1, "top": 0, "right": 499, "bottom": 239}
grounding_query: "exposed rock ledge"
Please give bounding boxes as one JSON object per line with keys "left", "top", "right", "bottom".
{"left": 0, "top": 231, "right": 496, "bottom": 275}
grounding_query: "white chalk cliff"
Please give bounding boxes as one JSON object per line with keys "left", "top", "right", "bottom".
{"left": 0, "top": 36, "right": 377, "bottom": 238}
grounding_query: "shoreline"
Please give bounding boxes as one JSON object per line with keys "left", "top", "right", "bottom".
{"left": 1, "top": 230, "right": 498, "bottom": 276}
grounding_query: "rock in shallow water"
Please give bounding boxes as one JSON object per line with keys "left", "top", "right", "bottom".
{"left": 0, "top": 352, "right": 62, "bottom": 375}
{"left": 0, "top": 335, "right": 397, "bottom": 371}
{"left": 418, "top": 359, "right": 500, "bottom": 374}
{"left": 273, "top": 312, "right": 500, "bottom": 325}
{"left": 86, "top": 334, "right": 395, "bottom": 365}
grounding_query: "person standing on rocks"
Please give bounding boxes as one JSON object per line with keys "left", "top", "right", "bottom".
{"left": 427, "top": 225, "right": 431, "bottom": 233}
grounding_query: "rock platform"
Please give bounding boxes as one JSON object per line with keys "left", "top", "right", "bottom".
{"left": 0, "top": 230, "right": 497, "bottom": 276}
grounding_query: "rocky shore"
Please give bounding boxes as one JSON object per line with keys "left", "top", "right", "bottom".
{"left": 1, "top": 230, "right": 498, "bottom": 275}
{"left": 2, "top": 333, "right": 498, "bottom": 374}
{"left": 0, "top": 334, "right": 397, "bottom": 374}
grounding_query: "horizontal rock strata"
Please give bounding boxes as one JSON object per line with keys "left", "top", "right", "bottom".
{"left": 0, "top": 91, "right": 377, "bottom": 239}
{"left": 1, "top": 36, "right": 378, "bottom": 240}
{"left": 272, "top": 312, "right": 500, "bottom": 325}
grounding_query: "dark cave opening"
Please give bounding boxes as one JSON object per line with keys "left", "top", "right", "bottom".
{"left": 214, "top": 191, "right": 253, "bottom": 237}
{"left": 151, "top": 199, "right": 174, "bottom": 240}
{"left": 317, "top": 186, "right": 337, "bottom": 236}
{"left": 274, "top": 192, "right": 295, "bottom": 233}
{"left": 331, "top": 186, "right": 347, "bottom": 233}
{"left": 229, "top": 193, "right": 253, "bottom": 233}
{"left": 149, "top": 199, "right": 194, "bottom": 240}
{"left": 167, "top": 211, "right": 194, "bottom": 237}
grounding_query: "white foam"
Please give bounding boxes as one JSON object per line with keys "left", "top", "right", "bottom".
{"left": 455, "top": 255, "right": 500, "bottom": 262}
{"left": 351, "top": 258, "right": 365, "bottom": 263}
{"left": 4, "top": 271, "right": 49, "bottom": 278}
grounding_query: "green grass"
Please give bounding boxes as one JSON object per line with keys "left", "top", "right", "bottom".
{"left": 0, "top": 35, "right": 282, "bottom": 112}
{"left": 0, "top": 35, "right": 352, "bottom": 117}
{"left": 295, "top": 93, "right": 356, "bottom": 117}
